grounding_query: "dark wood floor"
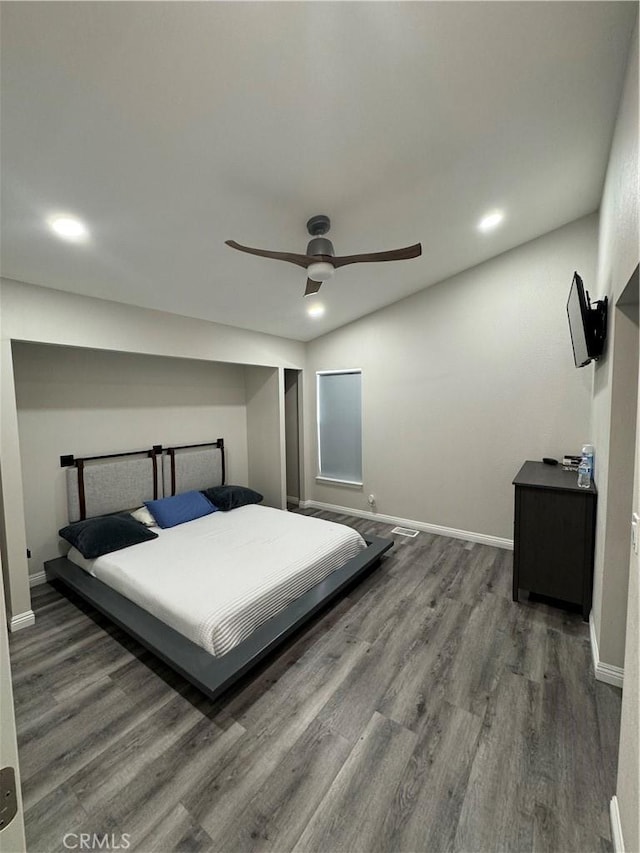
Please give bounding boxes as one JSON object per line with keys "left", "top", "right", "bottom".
{"left": 9, "top": 510, "right": 621, "bottom": 853}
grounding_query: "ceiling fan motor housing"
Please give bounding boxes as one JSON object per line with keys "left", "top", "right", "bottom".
{"left": 306, "top": 237, "right": 334, "bottom": 257}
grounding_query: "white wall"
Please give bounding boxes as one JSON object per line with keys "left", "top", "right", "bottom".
{"left": 0, "top": 339, "right": 31, "bottom": 623}
{"left": 616, "top": 299, "right": 640, "bottom": 853}
{"left": 593, "top": 18, "right": 639, "bottom": 853}
{"left": 619, "top": 359, "right": 640, "bottom": 853}
{"left": 13, "top": 342, "right": 250, "bottom": 579}
{"left": 0, "top": 279, "right": 304, "bottom": 622}
{"left": 0, "top": 278, "right": 305, "bottom": 369}
{"left": 305, "top": 214, "right": 597, "bottom": 542}
{"left": 591, "top": 18, "right": 639, "bottom": 670}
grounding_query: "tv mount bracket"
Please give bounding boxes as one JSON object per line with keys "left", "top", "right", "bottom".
{"left": 587, "top": 294, "right": 608, "bottom": 359}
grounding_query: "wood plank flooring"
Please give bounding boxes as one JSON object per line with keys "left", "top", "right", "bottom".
{"left": 9, "top": 510, "right": 621, "bottom": 853}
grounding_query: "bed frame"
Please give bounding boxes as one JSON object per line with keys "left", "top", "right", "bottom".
{"left": 47, "top": 439, "right": 392, "bottom": 702}
{"left": 44, "top": 535, "right": 391, "bottom": 702}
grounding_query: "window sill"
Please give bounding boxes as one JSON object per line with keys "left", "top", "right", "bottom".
{"left": 315, "top": 476, "right": 363, "bottom": 488}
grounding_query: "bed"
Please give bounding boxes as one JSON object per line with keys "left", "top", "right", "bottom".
{"left": 45, "top": 441, "right": 392, "bottom": 702}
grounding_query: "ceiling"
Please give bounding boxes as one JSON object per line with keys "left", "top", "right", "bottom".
{"left": 0, "top": 2, "right": 636, "bottom": 342}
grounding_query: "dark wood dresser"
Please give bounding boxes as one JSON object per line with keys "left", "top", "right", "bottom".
{"left": 512, "top": 461, "right": 597, "bottom": 620}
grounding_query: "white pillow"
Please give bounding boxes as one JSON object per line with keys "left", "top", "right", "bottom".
{"left": 130, "top": 506, "right": 157, "bottom": 527}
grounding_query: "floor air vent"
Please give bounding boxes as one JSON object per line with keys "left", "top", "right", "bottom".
{"left": 390, "top": 526, "right": 419, "bottom": 538}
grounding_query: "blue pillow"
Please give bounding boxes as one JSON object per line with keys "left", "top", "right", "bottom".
{"left": 145, "top": 491, "right": 217, "bottom": 529}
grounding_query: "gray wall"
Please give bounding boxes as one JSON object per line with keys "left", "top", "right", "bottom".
{"left": 593, "top": 19, "right": 639, "bottom": 853}
{"left": 304, "top": 214, "right": 597, "bottom": 542}
{"left": 245, "top": 366, "right": 285, "bottom": 510}
{"left": 13, "top": 343, "right": 250, "bottom": 579}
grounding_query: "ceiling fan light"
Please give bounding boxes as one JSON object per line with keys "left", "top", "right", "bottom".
{"left": 307, "top": 261, "right": 334, "bottom": 282}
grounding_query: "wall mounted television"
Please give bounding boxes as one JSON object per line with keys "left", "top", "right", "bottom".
{"left": 566, "top": 271, "right": 608, "bottom": 368}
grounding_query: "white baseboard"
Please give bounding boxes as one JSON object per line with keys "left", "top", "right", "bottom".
{"left": 610, "top": 796, "right": 625, "bottom": 853}
{"left": 590, "top": 616, "right": 624, "bottom": 688}
{"left": 9, "top": 610, "right": 35, "bottom": 632}
{"left": 298, "top": 500, "right": 513, "bottom": 550}
{"left": 286, "top": 496, "right": 300, "bottom": 506}
{"left": 29, "top": 570, "right": 47, "bottom": 587}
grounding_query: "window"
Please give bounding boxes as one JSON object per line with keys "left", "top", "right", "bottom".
{"left": 316, "top": 369, "right": 362, "bottom": 485}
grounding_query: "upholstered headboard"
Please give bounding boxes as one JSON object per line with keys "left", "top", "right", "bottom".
{"left": 63, "top": 440, "right": 225, "bottom": 521}
{"left": 162, "top": 440, "right": 225, "bottom": 496}
{"left": 66, "top": 450, "right": 161, "bottom": 522}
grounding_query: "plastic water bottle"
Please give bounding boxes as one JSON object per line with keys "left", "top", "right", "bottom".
{"left": 577, "top": 443, "right": 594, "bottom": 488}
{"left": 583, "top": 444, "right": 594, "bottom": 480}
{"left": 577, "top": 458, "right": 591, "bottom": 488}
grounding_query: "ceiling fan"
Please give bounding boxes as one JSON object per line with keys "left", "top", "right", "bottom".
{"left": 226, "top": 215, "right": 422, "bottom": 296}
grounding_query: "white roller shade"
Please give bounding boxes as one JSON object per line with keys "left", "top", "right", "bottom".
{"left": 317, "top": 370, "right": 362, "bottom": 484}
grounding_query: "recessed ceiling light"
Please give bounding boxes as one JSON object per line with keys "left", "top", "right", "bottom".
{"left": 307, "top": 303, "right": 325, "bottom": 318}
{"left": 477, "top": 210, "right": 504, "bottom": 233}
{"left": 47, "top": 215, "right": 89, "bottom": 241}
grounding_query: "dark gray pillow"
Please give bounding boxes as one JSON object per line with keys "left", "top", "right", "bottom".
{"left": 202, "top": 485, "right": 263, "bottom": 511}
{"left": 59, "top": 514, "right": 158, "bottom": 559}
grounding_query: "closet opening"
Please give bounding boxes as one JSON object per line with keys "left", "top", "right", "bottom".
{"left": 284, "top": 369, "right": 303, "bottom": 509}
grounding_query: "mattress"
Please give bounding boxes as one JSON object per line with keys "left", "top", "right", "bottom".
{"left": 66, "top": 505, "right": 366, "bottom": 657}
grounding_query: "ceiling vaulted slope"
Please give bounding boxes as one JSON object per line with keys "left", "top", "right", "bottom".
{"left": 0, "top": 2, "right": 636, "bottom": 342}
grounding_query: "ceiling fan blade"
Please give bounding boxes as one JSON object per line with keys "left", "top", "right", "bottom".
{"left": 304, "top": 278, "right": 322, "bottom": 297}
{"left": 331, "top": 243, "right": 422, "bottom": 269}
{"left": 225, "top": 240, "right": 311, "bottom": 269}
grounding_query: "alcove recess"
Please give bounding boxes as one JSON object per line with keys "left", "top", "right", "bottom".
{"left": 11, "top": 342, "right": 299, "bottom": 582}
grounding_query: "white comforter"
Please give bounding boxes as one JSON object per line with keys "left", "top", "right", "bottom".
{"left": 67, "top": 505, "right": 366, "bottom": 657}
